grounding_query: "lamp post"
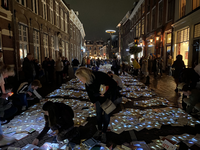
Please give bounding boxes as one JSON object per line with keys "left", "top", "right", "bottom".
{"left": 105, "top": 30, "right": 116, "bottom": 59}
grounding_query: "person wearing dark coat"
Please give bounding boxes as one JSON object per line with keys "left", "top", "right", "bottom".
{"left": 75, "top": 67, "right": 117, "bottom": 143}
{"left": 172, "top": 55, "right": 185, "bottom": 92}
{"left": 72, "top": 58, "right": 79, "bottom": 74}
{"left": 47, "top": 56, "right": 55, "bottom": 83}
{"left": 32, "top": 101, "right": 77, "bottom": 145}
{"left": 42, "top": 57, "right": 49, "bottom": 82}
{"left": 22, "top": 53, "right": 36, "bottom": 83}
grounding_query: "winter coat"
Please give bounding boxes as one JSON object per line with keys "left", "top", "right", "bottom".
{"left": 55, "top": 60, "right": 63, "bottom": 72}
{"left": 132, "top": 59, "right": 140, "bottom": 69}
{"left": 23, "top": 57, "right": 36, "bottom": 79}
{"left": 141, "top": 59, "right": 148, "bottom": 76}
{"left": 72, "top": 59, "right": 79, "bottom": 67}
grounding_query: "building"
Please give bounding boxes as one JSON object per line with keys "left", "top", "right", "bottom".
{"left": 0, "top": 0, "right": 14, "bottom": 65}
{"left": 0, "top": 0, "right": 85, "bottom": 78}
{"left": 118, "top": 0, "right": 175, "bottom": 68}
{"left": 85, "top": 40, "right": 104, "bottom": 59}
{"left": 172, "top": 0, "right": 200, "bottom": 68}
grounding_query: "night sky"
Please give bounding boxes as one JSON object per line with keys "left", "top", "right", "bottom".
{"left": 64, "top": 0, "right": 134, "bottom": 41}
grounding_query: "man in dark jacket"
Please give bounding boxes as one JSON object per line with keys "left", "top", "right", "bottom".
{"left": 47, "top": 56, "right": 55, "bottom": 83}
{"left": 42, "top": 57, "right": 49, "bottom": 83}
{"left": 72, "top": 58, "right": 79, "bottom": 74}
{"left": 23, "top": 53, "right": 36, "bottom": 83}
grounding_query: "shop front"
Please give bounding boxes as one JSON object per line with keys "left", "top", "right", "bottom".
{"left": 174, "top": 27, "right": 190, "bottom": 67}
{"left": 146, "top": 35, "right": 155, "bottom": 57}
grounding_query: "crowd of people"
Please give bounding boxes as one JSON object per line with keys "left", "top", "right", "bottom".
{"left": 0, "top": 51, "right": 200, "bottom": 147}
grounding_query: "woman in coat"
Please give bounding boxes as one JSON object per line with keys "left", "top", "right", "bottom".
{"left": 141, "top": 57, "right": 150, "bottom": 84}
{"left": 75, "top": 67, "right": 117, "bottom": 143}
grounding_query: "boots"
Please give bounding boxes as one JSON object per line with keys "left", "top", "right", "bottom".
{"left": 145, "top": 76, "right": 150, "bottom": 85}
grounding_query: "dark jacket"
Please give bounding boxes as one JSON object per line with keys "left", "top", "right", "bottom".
{"left": 172, "top": 59, "right": 185, "bottom": 78}
{"left": 47, "top": 59, "right": 55, "bottom": 71}
{"left": 85, "top": 71, "right": 117, "bottom": 104}
{"left": 37, "top": 103, "right": 74, "bottom": 141}
{"left": 23, "top": 57, "right": 35, "bottom": 79}
{"left": 72, "top": 59, "right": 79, "bottom": 67}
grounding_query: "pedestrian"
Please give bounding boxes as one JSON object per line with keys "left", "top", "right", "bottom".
{"left": 75, "top": 67, "right": 117, "bottom": 143}
{"left": 111, "top": 57, "right": 120, "bottom": 76}
{"left": 81, "top": 57, "right": 86, "bottom": 66}
{"left": 167, "top": 55, "right": 174, "bottom": 76}
{"left": 141, "top": 56, "right": 150, "bottom": 84}
{"left": 182, "top": 84, "right": 200, "bottom": 114}
{"left": 158, "top": 55, "right": 164, "bottom": 77}
{"left": 121, "top": 62, "right": 126, "bottom": 75}
{"left": 131, "top": 58, "right": 140, "bottom": 76}
{"left": 33, "top": 59, "right": 41, "bottom": 79}
{"left": 32, "top": 101, "right": 78, "bottom": 145}
{"left": 72, "top": 57, "right": 79, "bottom": 74}
{"left": 148, "top": 55, "right": 153, "bottom": 75}
{"left": 172, "top": 55, "right": 185, "bottom": 92}
{"left": 0, "top": 65, "right": 15, "bottom": 94}
{"left": 23, "top": 53, "right": 36, "bottom": 83}
{"left": 55, "top": 58, "right": 63, "bottom": 84}
{"left": 139, "top": 56, "right": 143, "bottom": 72}
{"left": 47, "top": 56, "right": 55, "bottom": 83}
{"left": 152, "top": 55, "right": 159, "bottom": 78}
{"left": 87, "top": 57, "right": 90, "bottom": 68}
{"left": 64, "top": 57, "right": 70, "bottom": 78}
{"left": 42, "top": 57, "right": 49, "bottom": 83}
{"left": 14, "top": 79, "right": 42, "bottom": 110}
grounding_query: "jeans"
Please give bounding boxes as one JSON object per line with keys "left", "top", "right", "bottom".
{"left": 95, "top": 101, "right": 110, "bottom": 133}
{"left": 73, "top": 68, "right": 78, "bottom": 74}
{"left": 14, "top": 93, "right": 28, "bottom": 107}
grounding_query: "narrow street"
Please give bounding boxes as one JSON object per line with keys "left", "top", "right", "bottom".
{"left": 2, "top": 66, "right": 200, "bottom": 150}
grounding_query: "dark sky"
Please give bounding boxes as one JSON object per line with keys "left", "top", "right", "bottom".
{"left": 64, "top": 0, "right": 134, "bottom": 41}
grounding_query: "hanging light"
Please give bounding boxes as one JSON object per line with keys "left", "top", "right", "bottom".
{"left": 150, "top": 39, "right": 153, "bottom": 42}
{"left": 156, "top": 37, "right": 159, "bottom": 41}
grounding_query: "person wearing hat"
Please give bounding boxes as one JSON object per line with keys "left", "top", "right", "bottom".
{"left": 14, "top": 79, "right": 42, "bottom": 110}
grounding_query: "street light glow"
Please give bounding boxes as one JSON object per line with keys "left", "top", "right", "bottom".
{"left": 105, "top": 30, "right": 116, "bottom": 34}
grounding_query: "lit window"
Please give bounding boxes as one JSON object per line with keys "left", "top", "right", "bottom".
{"left": 33, "top": 29, "right": 40, "bottom": 63}
{"left": 60, "top": 9, "right": 64, "bottom": 31}
{"left": 43, "top": 34, "right": 49, "bottom": 57}
{"left": 65, "top": 13, "right": 68, "bottom": 33}
{"left": 18, "top": 24, "right": 28, "bottom": 64}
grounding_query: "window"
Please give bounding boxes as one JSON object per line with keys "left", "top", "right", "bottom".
{"left": 136, "top": 24, "right": 138, "bottom": 37}
{"left": 17, "top": 0, "right": 26, "bottom": 6}
{"left": 177, "top": 28, "right": 189, "bottom": 43}
{"left": 152, "top": 8, "right": 156, "bottom": 30}
{"left": 142, "top": 18, "right": 144, "bottom": 34}
{"left": 167, "top": 0, "right": 173, "bottom": 21}
{"left": 71, "top": 44, "right": 73, "bottom": 59}
{"left": 62, "top": 41, "right": 65, "bottom": 56}
{"left": 65, "top": 42, "right": 69, "bottom": 59}
{"left": 70, "top": 24, "right": 73, "bottom": 39}
{"left": 180, "top": 0, "right": 186, "bottom": 18}
{"left": 1, "top": 0, "right": 8, "bottom": 10}
{"left": 33, "top": 29, "right": 40, "bottom": 62}
{"left": 74, "top": 44, "right": 76, "bottom": 58}
{"left": 43, "top": 34, "right": 49, "bottom": 57}
{"left": 166, "top": 33, "right": 171, "bottom": 44}
{"left": 56, "top": 2, "right": 59, "bottom": 27}
{"left": 194, "top": 23, "right": 200, "bottom": 38}
{"left": 138, "top": 21, "right": 141, "bottom": 37}
{"left": 42, "top": 0, "right": 47, "bottom": 20}
{"left": 18, "top": 24, "right": 28, "bottom": 62}
{"left": 51, "top": 36, "right": 55, "bottom": 60}
{"left": 65, "top": 13, "right": 68, "bottom": 33}
{"left": 138, "top": 7, "right": 141, "bottom": 19}
{"left": 32, "top": 0, "right": 38, "bottom": 14}
{"left": 60, "top": 9, "right": 64, "bottom": 31}
{"left": 146, "top": 13, "right": 150, "bottom": 33}
{"left": 50, "top": 0, "right": 54, "bottom": 24}
{"left": 147, "top": 0, "right": 150, "bottom": 11}
{"left": 193, "top": 0, "right": 200, "bottom": 10}
{"left": 142, "top": 1, "right": 145, "bottom": 15}
{"left": 158, "top": 0, "right": 163, "bottom": 26}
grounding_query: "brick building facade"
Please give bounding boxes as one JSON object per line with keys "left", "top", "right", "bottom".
{"left": 0, "top": 0, "right": 85, "bottom": 77}
{"left": 85, "top": 40, "right": 104, "bottom": 59}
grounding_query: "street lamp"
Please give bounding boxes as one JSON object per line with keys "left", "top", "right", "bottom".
{"left": 105, "top": 30, "right": 116, "bottom": 59}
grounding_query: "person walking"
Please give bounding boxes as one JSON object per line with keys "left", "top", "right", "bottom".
{"left": 55, "top": 58, "right": 63, "bottom": 84}
{"left": 64, "top": 57, "right": 70, "bottom": 78}
{"left": 111, "top": 57, "right": 120, "bottom": 76}
{"left": 131, "top": 58, "right": 140, "bottom": 76}
{"left": 72, "top": 57, "right": 79, "bottom": 74}
{"left": 22, "top": 53, "right": 36, "bottom": 83}
{"left": 47, "top": 56, "right": 55, "bottom": 83}
{"left": 75, "top": 67, "right": 117, "bottom": 143}
{"left": 172, "top": 55, "right": 185, "bottom": 92}
{"left": 42, "top": 57, "right": 49, "bottom": 83}
{"left": 141, "top": 56, "right": 150, "bottom": 84}
{"left": 167, "top": 55, "right": 174, "bottom": 76}
{"left": 148, "top": 55, "right": 153, "bottom": 75}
